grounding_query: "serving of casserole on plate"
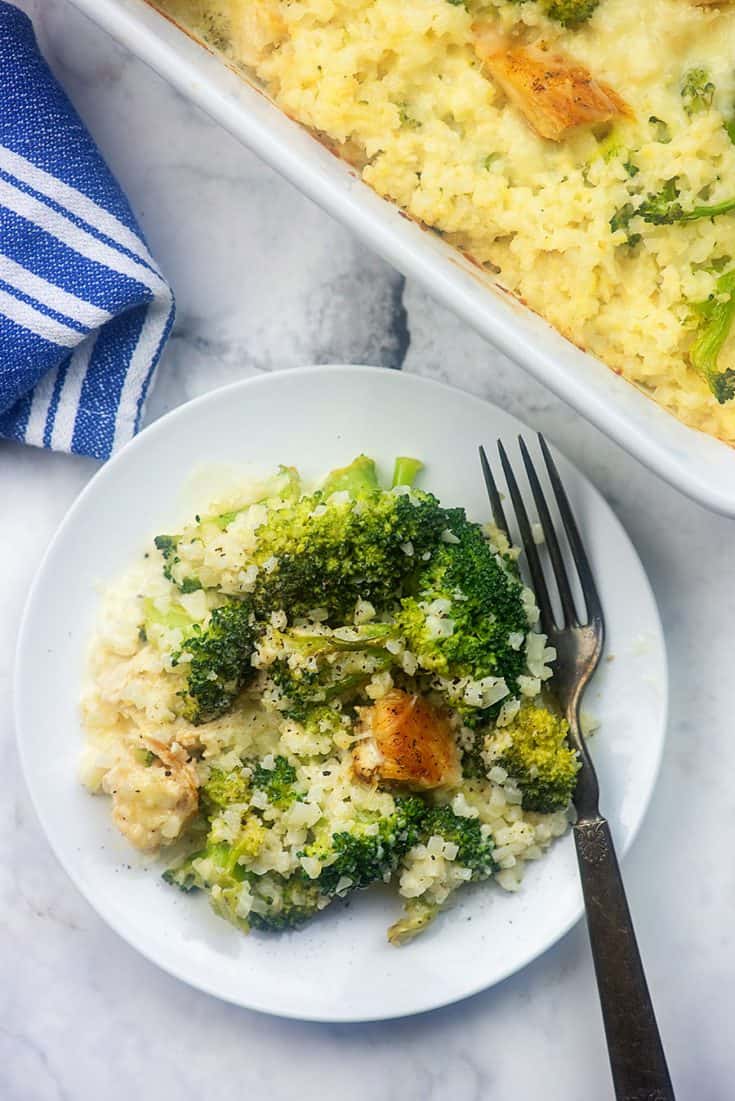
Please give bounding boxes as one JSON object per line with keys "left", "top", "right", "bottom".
{"left": 15, "top": 367, "right": 667, "bottom": 1019}
{"left": 69, "top": 0, "right": 735, "bottom": 514}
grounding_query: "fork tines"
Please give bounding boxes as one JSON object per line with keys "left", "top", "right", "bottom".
{"left": 479, "top": 435, "right": 603, "bottom": 636}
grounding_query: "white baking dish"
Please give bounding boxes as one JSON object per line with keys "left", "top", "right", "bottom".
{"left": 68, "top": 0, "right": 735, "bottom": 515}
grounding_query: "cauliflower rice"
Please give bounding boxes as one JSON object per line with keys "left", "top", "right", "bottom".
{"left": 156, "top": 0, "right": 735, "bottom": 441}
{"left": 81, "top": 459, "right": 576, "bottom": 942}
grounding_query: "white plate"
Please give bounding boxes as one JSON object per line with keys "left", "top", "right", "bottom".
{"left": 67, "top": 0, "right": 735, "bottom": 516}
{"left": 15, "top": 366, "right": 668, "bottom": 1022}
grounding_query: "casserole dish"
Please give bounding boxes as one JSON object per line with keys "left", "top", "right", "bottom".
{"left": 68, "top": 0, "right": 735, "bottom": 515}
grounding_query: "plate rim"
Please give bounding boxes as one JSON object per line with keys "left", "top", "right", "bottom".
{"left": 14, "top": 364, "right": 670, "bottom": 1022}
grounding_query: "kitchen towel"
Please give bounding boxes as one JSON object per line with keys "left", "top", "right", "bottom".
{"left": 0, "top": 2, "right": 175, "bottom": 460}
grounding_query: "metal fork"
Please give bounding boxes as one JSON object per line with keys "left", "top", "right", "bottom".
{"left": 480, "top": 435, "right": 674, "bottom": 1101}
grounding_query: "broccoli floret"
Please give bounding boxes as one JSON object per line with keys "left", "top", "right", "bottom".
{"left": 386, "top": 806, "right": 495, "bottom": 944}
{"left": 387, "top": 898, "right": 439, "bottom": 946}
{"left": 303, "top": 795, "right": 428, "bottom": 896}
{"left": 178, "top": 576, "right": 202, "bottom": 595}
{"left": 162, "top": 854, "right": 204, "bottom": 892}
{"left": 174, "top": 600, "right": 257, "bottom": 724}
{"left": 163, "top": 840, "right": 251, "bottom": 927}
{"left": 269, "top": 661, "right": 322, "bottom": 717}
{"left": 267, "top": 625, "right": 394, "bottom": 717}
{"left": 300, "top": 704, "right": 347, "bottom": 740}
{"left": 153, "top": 534, "right": 202, "bottom": 593}
{"left": 163, "top": 767, "right": 319, "bottom": 933}
{"left": 690, "top": 269, "right": 735, "bottom": 403}
{"left": 156, "top": 467, "right": 301, "bottom": 582}
{"left": 251, "top": 755, "right": 300, "bottom": 809}
{"left": 648, "top": 115, "right": 672, "bottom": 144}
{"left": 249, "top": 455, "right": 446, "bottom": 621}
{"left": 609, "top": 202, "right": 642, "bottom": 248}
{"left": 226, "top": 794, "right": 429, "bottom": 933}
{"left": 592, "top": 133, "right": 638, "bottom": 177}
{"left": 421, "top": 805, "right": 497, "bottom": 881}
{"left": 154, "top": 455, "right": 444, "bottom": 620}
{"left": 637, "top": 177, "right": 735, "bottom": 226}
{"left": 213, "top": 466, "right": 301, "bottom": 530}
{"left": 141, "top": 597, "right": 192, "bottom": 636}
{"left": 271, "top": 659, "right": 392, "bottom": 717}
{"left": 164, "top": 834, "right": 305, "bottom": 932}
{"left": 153, "top": 533, "right": 177, "bottom": 576}
{"left": 165, "top": 795, "right": 428, "bottom": 934}
{"left": 202, "top": 766, "right": 250, "bottom": 811}
{"left": 164, "top": 784, "right": 431, "bottom": 935}
{"left": 634, "top": 177, "right": 681, "bottom": 224}
{"left": 248, "top": 874, "right": 325, "bottom": 932}
{"left": 506, "top": 0, "right": 598, "bottom": 28}
{"left": 320, "top": 453, "right": 380, "bottom": 498}
{"left": 541, "top": 0, "right": 599, "bottom": 28}
{"left": 132, "top": 747, "right": 156, "bottom": 766}
{"left": 460, "top": 729, "right": 491, "bottom": 780}
{"left": 203, "top": 757, "right": 301, "bottom": 814}
{"left": 681, "top": 67, "right": 715, "bottom": 117}
{"left": 725, "top": 113, "right": 735, "bottom": 145}
{"left": 395, "top": 510, "right": 529, "bottom": 719}
{"left": 612, "top": 177, "right": 735, "bottom": 241}
{"left": 488, "top": 705, "right": 579, "bottom": 812}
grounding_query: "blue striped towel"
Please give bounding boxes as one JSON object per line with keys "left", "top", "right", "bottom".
{"left": 0, "top": 2, "right": 175, "bottom": 460}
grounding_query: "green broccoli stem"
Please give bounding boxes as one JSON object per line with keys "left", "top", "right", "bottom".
{"left": 278, "top": 625, "right": 393, "bottom": 656}
{"left": 678, "top": 196, "right": 735, "bottom": 223}
{"left": 542, "top": 0, "right": 599, "bottom": 27}
{"left": 680, "top": 67, "right": 715, "bottom": 118}
{"left": 272, "top": 648, "right": 395, "bottom": 717}
{"left": 691, "top": 270, "right": 735, "bottom": 404}
{"left": 639, "top": 188, "right": 735, "bottom": 227}
{"left": 141, "top": 597, "right": 193, "bottom": 633}
{"left": 391, "top": 457, "right": 424, "bottom": 488}
{"left": 318, "top": 655, "right": 394, "bottom": 700}
{"left": 387, "top": 899, "right": 439, "bottom": 946}
{"left": 321, "top": 454, "right": 380, "bottom": 498}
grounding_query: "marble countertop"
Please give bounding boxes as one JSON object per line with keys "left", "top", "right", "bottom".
{"left": 2, "top": 2, "right": 733, "bottom": 1098}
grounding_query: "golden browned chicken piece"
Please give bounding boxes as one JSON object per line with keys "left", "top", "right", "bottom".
{"left": 353, "top": 689, "right": 461, "bottom": 789}
{"left": 473, "top": 31, "right": 629, "bottom": 141}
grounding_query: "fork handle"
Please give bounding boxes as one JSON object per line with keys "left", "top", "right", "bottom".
{"left": 573, "top": 816, "right": 675, "bottom": 1100}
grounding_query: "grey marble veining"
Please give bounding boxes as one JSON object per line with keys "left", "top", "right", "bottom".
{"left": 1, "top": 2, "right": 734, "bottom": 1099}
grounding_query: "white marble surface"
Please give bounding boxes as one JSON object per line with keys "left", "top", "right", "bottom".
{"left": 2, "top": 2, "right": 734, "bottom": 1098}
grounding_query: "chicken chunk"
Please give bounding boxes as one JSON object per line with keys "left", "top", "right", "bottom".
{"left": 353, "top": 690, "right": 461, "bottom": 790}
{"left": 101, "top": 738, "right": 199, "bottom": 852}
{"left": 474, "top": 31, "right": 629, "bottom": 141}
